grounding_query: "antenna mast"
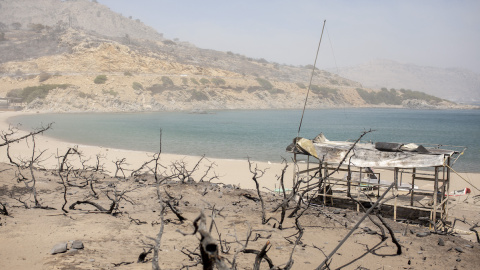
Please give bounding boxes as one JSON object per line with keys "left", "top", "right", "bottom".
{"left": 297, "top": 19, "right": 327, "bottom": 138}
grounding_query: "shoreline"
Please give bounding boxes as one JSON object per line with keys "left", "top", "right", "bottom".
{"left": 0, "top": 111, "right": 291, "bottom": 191}
{"left": 7, "top": 108, "right": 480, "bottom": 174}
{"left": 1, "top": 110, "right": 479, "bottom": 195}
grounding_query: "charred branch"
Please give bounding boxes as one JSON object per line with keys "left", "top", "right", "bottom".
{"left": 376, "top": 213, "right": 402, "bottom": 255}
{"left": 69, "top": 200, "right": 115, "bottom": 213}
{"left": 470, "top": 223, "right": 480, "bottom": 243}
{"left": 251, "top": 241, "right": 273, "bottom": 270}
{"left": 0, "top": 201, "right": 8, "bottom": 216}
{"left": 316, "top": 182, "right": 394, "bottom": 270}
{"left": 137, "top": 248, "right": 152, "bottom": 263}
{"left": 113, "top": 158, "right": 128, "bottom": 179}
{"left": 247, "top": 157, "right": 268, "bottom": 224}
{"left": 0, "top": 123, "right": 52, "bottom": 147}
{"left": 165, "top": 200, "right": 187, "bottom": 222}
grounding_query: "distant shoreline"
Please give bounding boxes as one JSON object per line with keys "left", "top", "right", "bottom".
{"left": 15, "top": 101, "right": 479, "bottom": 114}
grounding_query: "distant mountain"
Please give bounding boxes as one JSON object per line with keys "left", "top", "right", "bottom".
{"left": 0, "top": 0, "right": 163, "bottom": 40}
{"left": 334, "top": 59, "right": 480, "bottom": 104}
{"left": 0, "top": 0, "right": 470, "bottom": 112}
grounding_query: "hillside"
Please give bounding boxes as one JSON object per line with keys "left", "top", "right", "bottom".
{"left": 0, "top": 0, "right": 163, "bottom": 41}
{"left": 335, "top": 59, "right": 480, "bottom": 104}
{"left": 0, "top": 0, "right": 470, "bottom": 112}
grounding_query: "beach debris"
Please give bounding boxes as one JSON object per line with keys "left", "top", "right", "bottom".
{"left": 50, "top": 242, "right": 68, "bottom": 254}
{"left": 454, "top": 247, "right": 464, "bottom": 253}
{"left": 447, "top": 188, "right": 471, "bottom": 197}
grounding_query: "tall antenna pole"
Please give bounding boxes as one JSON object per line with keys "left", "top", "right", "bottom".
{"left": 297, "top": 20, "right": 327, "bottom": 138}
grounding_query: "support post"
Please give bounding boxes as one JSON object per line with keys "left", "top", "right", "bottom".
{"left": 444, "top": 156, "right": 451, "bottom": 220}
{"left": 357, "top": 167, "right": 362, "bottom": 212}
{"left": 393, "top": 167, "right": 399, "bottom": 221}
{"left": 323, "top": 163, "right": 328, "bottom": 205}
{"left": 431, "top": 167, "right": 439, "bottom": 230}
{"left": 411, "top": 168, "right": 416, "bottom": 206}
{"left": 376, "top": 170, "right": 381, "bottom": 197}
{"left": 307, "top": 155, "right": 310, "bottom": 190}
{"left": 292, "top": 153, "right": 297, "bottom": 188}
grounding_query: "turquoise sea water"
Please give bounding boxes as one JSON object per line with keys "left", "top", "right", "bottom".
{"left": 9, "top": 108, "right": 480, "bottom": 172}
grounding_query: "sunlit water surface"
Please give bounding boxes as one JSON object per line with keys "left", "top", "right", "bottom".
{"left": 10, "top": 108, "right": 480, "bottom": 172}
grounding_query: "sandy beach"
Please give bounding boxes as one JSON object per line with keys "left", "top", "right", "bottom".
{"left": 0, "top": 110, "right": 479, "bottom": 270}
{"left": 1, "top": 111, "right": 478, "bottom": 194}
{"left": 0, "top": 111, "right": 294, "bottom": 191}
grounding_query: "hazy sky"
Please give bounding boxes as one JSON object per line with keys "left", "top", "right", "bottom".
{"left": 98, "top": 0, "right": 480, "bottom": 73}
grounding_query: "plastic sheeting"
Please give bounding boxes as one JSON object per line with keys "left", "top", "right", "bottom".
{"left": 292, "top": 138, "right": 453, "bottom": 168}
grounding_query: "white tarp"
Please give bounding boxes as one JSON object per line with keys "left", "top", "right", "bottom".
{"left": 296, "top": 139, "right": 451, "bottom": 168}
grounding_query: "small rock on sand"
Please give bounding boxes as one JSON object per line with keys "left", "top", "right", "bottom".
{"left": 50, "top": 243, "right": 68, "bottom": 254}
{"left": 71, "top": 240, "right": 84, "bottom": 249}
{"left": 416, "top": 231, "right": 431, "bottom": 237}
{"left": 438, "top": 238, "right": 445, "bottom": 246}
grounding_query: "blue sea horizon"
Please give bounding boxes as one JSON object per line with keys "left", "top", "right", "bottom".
{"left": 10, "top": 108, "right": 480, "bottom": 173}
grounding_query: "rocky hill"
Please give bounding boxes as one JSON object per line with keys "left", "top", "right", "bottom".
{"left": 0, "top": 0, "right": 163, "bottom": 41}
{"left": 334, "top": 59, "right": 480, "bottom": 104}
{"left": 0, "top": 0, "right": 470, "bottom": 112}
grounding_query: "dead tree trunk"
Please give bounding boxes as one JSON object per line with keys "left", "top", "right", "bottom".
{"left": 57, "top": 147, "right": 81, "bottom": 213}
{"left": 6, "top": 134, "right": 48, "bottom": 208}
{"left": 247, "top": 158, "right": 268, "bottom": 224}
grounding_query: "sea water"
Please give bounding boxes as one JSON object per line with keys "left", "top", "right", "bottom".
{"left": 9, "top": 108, "right": 480, "bottom": 172}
